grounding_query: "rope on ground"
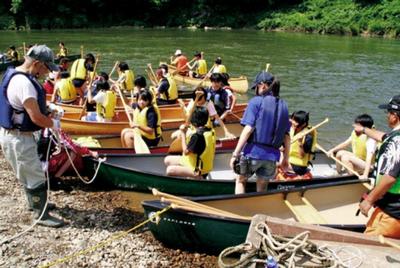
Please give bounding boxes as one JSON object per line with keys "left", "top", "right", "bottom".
{"left": 218, "top": 221, "right": 364, "bottom": 268}
{"left": 39, "top": 206, "right": 171, "bottom": 268}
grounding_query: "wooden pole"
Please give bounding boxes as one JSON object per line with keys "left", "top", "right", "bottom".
{"left": 116, "top": 86, "right": 150, "bottom": 154}
{"left": 23, "top": 42, "right": 26, "bottom": 56}
{"left": 291, "top": 118, "right": 329, "bottom": 144}
{"left": 80, "top": 45, "right": 84, "bottom": 58}
{"left": 265, "top": 63, "right": 270, "bottom": 72}
{"left": 78, "top": 55, "right": 99, "bottom": 119}
{"left": 379, "top": 235, "right": 400, "bottom": 251}
{"left": 108, "top": 61, "right": 119, "bottom": 78}
{"left": 316, "top": 143, "right": 361, "bottom": 178}
{"left": 193, "top": 64, "right": 216, "bottom": 89}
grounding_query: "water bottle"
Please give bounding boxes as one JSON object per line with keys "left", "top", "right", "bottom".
{"left": 265, "top": 255, "right": 278, "bottom": 268}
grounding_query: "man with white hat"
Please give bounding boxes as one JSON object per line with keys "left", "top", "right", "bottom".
{"left": 170, "top": 49, "right": 189, "bottom": 76}
{"left": 0, "top": 44, "right": 65, "bottom": 227}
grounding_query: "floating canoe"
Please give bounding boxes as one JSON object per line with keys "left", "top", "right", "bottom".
{"left": 61, "top": 103, "right": 246, "bottom": 135}
{"left": 164, "top": 63, "right": 249, "bottom": 94}
{"left": 141, "top": 178, "right": 386, "bottom": 255}
{"left": 0, "top": 54, "right": 81, "bottom": 72}
{"left": 85, "top": 151, "right": 362, "bottom": 196}
{"left": 76, "top": 123, "right": 243, "bottom": 150}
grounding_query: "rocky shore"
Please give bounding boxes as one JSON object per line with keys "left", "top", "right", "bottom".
{"left": 0, "top": 152, "right": 217, "bottom": 267}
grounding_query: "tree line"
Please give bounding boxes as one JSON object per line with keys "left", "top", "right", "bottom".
{"left": 0, "top": 0, "right": 399, "bottom": 38}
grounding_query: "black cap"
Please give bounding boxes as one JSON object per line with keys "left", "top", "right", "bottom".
{"left": 378, "top": 95, "right": 400, "bottom": 111}
{"left": 251, "top": 71, "right": 274, "bottom": 89}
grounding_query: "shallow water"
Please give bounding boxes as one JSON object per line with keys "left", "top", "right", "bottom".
{"left": 1, "top": 28, "right": 399, "bottom": 147}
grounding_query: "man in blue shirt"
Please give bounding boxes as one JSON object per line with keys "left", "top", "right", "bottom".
{"left": 230, "top": 71, "right": 290, "bottom": 194}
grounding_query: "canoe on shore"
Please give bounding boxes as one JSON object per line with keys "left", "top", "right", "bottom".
{"left": 61, "top": 103, "right": 246, "bottom": 135}
{"left": 165, "top": 63, "right": 249, "bottom": 94}
{"left": 0, "top": 54, "right": 81, "bottom": 72}
{"left": 85, "top": 151, "right": 364, "bottom": 196}
{"left": 141, "top": 178, "right": 392, "bottom": 255}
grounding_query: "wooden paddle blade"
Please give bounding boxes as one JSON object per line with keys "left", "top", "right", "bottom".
{"left": 168, "top": 137, "right": 183, "bottom": 154}
{"left": 133, "top": 128, "right": 150, "bottom": 154}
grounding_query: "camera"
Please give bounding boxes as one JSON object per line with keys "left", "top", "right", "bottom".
{"left": 233, "top": 153, "right": 250, "bottom": 175}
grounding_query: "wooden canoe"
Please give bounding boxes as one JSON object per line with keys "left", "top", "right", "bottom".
{"left": 75, "top": 122, "right": 243, "bottom": 150}
{"left": 165, "top": 63, "right": 249, "bottom": 94}
{"left": 84, "top": 151, "right": 364, "bottom": 196}
{"left": 0, "top": 54, "right": 80, "bottom": 72}
{"left": 61, "top": 103, "right": 246, "bottom": 135}
{"left": 141, "top": 179, "right": 399, "bottom": 256}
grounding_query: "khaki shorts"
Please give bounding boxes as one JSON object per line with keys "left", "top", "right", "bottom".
{"left": 364, "top": 207, "right": 400, "bottom": 239}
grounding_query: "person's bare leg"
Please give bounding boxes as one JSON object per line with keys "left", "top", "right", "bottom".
{"left": 121, "top": 129, "right": 135, "bottom": 148}
{"left": 55, "top": 152, "right": 76, "bottom": 178}
{"left": 235, "top": 175, "right": 247, "bottom": 194}
{"left": 335, "top": 150, "right": 346, "bottom": 173}
{"left": 164, "top": 155, "right": 182, "bottom": 166}
{"left": 166, "top": 165, "right": 196, "bottom": 178}
{"left": 256, "top": 177, "right": 268, "bottom": 192}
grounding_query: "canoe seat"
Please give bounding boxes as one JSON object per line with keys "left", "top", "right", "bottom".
{"left": 284, "top": 195, "right": 327, "bottom": 224}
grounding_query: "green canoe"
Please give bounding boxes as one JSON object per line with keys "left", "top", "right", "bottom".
{"left": 142, "top": 178, "right": 372, "bottom": 254}
{"left": 85, "top": 151, "right": 360, "bottom": 196}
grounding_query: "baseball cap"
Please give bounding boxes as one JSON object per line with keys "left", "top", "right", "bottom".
{"left": 251, "top": 71, "right": 274, "bottom": 89}
{"left": 378, "top": 95, "right": 400, "bottom": 111}
{"left": 27, "top": 45, "right": 59, "bottom": 72}
{"left": 175, "top": 49, "right": 182, "bottom": 56}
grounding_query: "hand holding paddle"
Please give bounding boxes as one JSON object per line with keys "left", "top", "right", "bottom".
{"left": 291, "top": 118, "right": 329, "bottom": 144}
{"left": 115, "top": 85, "right": 150, "bottom": 154}
{"left": 316, "top": 143, "right": 361, "bottom": 178}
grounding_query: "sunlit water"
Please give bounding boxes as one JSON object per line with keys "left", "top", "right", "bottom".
{"left": 1, "top": 28, "right": 399, "bottom": 148}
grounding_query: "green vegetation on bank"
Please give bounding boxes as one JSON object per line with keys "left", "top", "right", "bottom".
{"left": 0, "top": 0, "right": 399, "bottom": 38}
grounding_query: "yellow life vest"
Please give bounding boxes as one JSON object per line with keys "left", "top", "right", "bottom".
{"left": 159, "top": 76, "right": 178, "bottom": 101}
{"left": 197, "top": 59, "right": 208, "bottom": 75}
{"left": 214, "top": 64, "right": 227, "bottom": 74}
{"left": 120, "top": 70, "right": 134, "bottom": 91}
{"left": 70, "top": 59, "right": 87, "bottom": 80}
{"left": 88, "top": 71, "right": 97, "bottom": 82}
{"left": 58, "top": 47, "right": 68, "bottom": 57}
{"left": 133, "top": 106, "right": 162, "bottom": 140}
{"left": 351, "top": 131, "right": 367, "bottom": 161}
{"left": 289, "top": 126, "right": 317, "bottom": 167}
{"left": 181, "top": 128, "right": 216, "bottom": 175}
{"left": 95, "top": 91, "right": 116, "bottom": 119}
{"left": 57, "top": 78, "right": 76, "bottom": 102}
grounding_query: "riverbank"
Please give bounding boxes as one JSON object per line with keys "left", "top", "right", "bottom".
{"left": 0, "top": 152, "right": 217, "bottom": 267}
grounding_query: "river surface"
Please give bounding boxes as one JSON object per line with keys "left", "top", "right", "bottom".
{"left": 1, "top": 28, "right": 400, "bottom": 145}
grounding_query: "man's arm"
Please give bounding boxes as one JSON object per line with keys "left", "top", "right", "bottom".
{"left": 353, "top": 123, "right": 386, "bottom": 142}
{"left": 24, "top": 98, "right": 53, "bottom": 128}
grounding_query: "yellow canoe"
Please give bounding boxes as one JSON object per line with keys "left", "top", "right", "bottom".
{"left": 61, "top": 103, "right": 247, "bottom": 135}
{"left": 164, "top": 63, "right": 249, "bottom": 94}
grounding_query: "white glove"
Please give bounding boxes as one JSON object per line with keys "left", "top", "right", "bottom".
{"left": 51, "top": 118, "right": 61, "bottom": 131}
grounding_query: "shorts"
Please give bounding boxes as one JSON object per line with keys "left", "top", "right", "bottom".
{"left": 247, "top": 158, "right": 276, "bottom": 180}
{"left": 291, "top": 164, "right": 309, "bottom": 176}
{"left": 364, "top": 207, "right": 400, "bottom": 239}
{"left": 72, "top": 78, "right": 85, "bottom": 88}
{"left": 84, "top": 112, "right": 112, "bottom": 122}
{"left": 142, "top": 136, "right": 160, "bottom": 147}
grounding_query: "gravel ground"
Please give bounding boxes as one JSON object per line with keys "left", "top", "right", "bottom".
{"left": 0, "top": 151, "right": 217, "bottom": 267}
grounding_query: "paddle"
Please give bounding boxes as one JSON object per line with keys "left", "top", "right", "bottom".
{"left": 265, "top": 63, "right": 270, "bottom": 72}
{"left": 147, "top": 63, "right": 159, "bottom": 84}
{"left": 145, "top": 68, "right": 158, "bottom": 87}
{"left": 108, "top": 61, "right": 119, "bottom": 79}
{"left": 379, "top": 235, "right": 400, "bottom": 251}
{"left": 316, "top": 143, "right": 361, "bottom": 178}
{"left": 193, "top": 64, "right": 216, "bottom": 89}
{"left": 168, "top": 91, "right": 204, "bottom": 153}
{"left": 78, "top": 54, "right": 100, "bottom": 119}
{"left": 291, "top": 118, "right": 329, "bottom": 144}
{"left": 152, "top": 189, "right": 248, "bottom": 220}
{"left": 80, "top": 45, "right": 84, "bottom": 58}
{"left": 23, "top": 42, "right": 26, "bottom": 56}
{"left": 116, "top": 85, "right": 150, "bottom": 154}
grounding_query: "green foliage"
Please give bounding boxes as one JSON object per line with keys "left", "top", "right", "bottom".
{"left": 0, "top": 0, "right": 398, "bottom": 38}
{"left": 258, "top": 0, "right": 400, "bottom": 37}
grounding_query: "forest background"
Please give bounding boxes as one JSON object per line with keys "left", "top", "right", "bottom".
{"left": 0, "top": 0, "right": 399, "bottom": 38}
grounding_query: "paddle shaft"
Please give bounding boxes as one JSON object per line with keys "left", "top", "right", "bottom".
{"left": 79, "top": 55, "right": 100, "bottom": 119}
{"left": 266, "top": 63, "right": 270, "bottom": 72}
{"left": 193, "top": 64, "right": 216, "bottom": 89}
{"left": 108, "top": 61, "right": 119, "bottom": 78}
{"left": 316, "top": 143, "right": 361, "bottom": 177}
{"left": 291, "top": 118, "right": 329, "bottom": 144}
{"left": 379, "top": 235, "right": 400, "bottom": 251}
{"left": 116, "top": 86, "right": 150, "bottom": 154}
{"left": 170, "top": 204, "right": 250, "bottom": 221}
{"left": 145, "top": 69, "right": 158, "bottom": 87}
{"left": 148, "top": 64, "right": 159, "bottom": 84}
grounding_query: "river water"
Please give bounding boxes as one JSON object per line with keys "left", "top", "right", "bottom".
{"left": 1, "top": 28, "right": 399, "bottom": 146}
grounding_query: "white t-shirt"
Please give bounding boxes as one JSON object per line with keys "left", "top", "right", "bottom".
{"left": 7, "top": 74, "right": 38, "bottom": 124}
{"left": 366, "top": 137, "right": 377, "bottom": 155}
